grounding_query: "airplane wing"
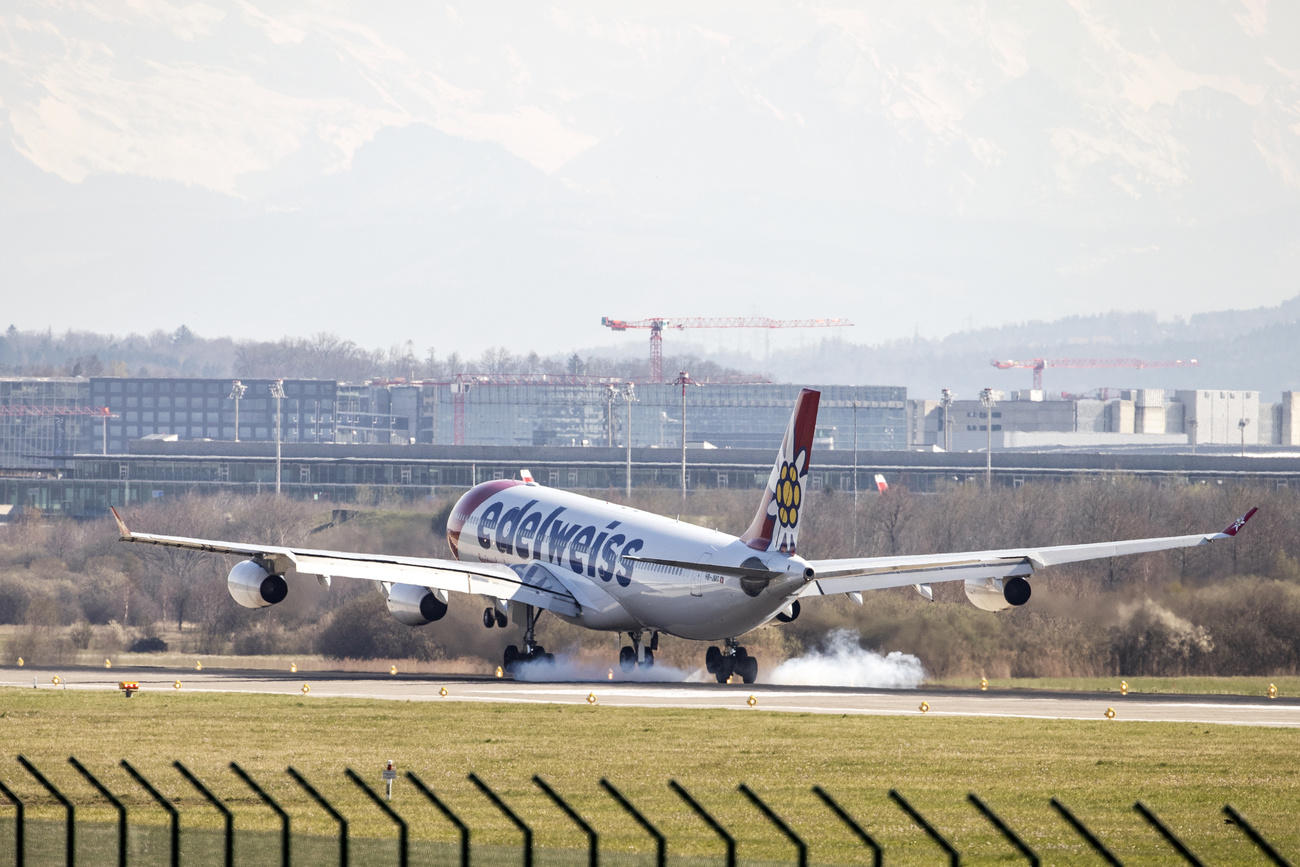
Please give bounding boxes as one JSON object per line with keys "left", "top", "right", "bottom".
{"left": 801, "top": 507, "right": 1257, "bottom": 598}
{"left": 110, "top": 508, "right": 580, "bottom": 617}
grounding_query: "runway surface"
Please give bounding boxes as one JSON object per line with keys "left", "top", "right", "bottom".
{"left": 6, "top": 664, "right": 1300, "bottom": 727}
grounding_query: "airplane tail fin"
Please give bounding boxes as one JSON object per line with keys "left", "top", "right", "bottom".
{"left": 740, "top": 388, "right": 820, "bottom": 554}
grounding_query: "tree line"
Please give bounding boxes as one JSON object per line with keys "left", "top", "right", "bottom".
{"left": 0, "top": 324, "right": 746, "bottom": 383}
{"left": 1, "top": 478, "right": 1297, "bottom": 679}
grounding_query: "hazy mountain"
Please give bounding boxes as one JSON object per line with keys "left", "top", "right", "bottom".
{"left": 2, "top": 3, "right": 1298, "bottom": 358}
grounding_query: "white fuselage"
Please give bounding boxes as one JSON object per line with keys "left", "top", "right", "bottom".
{"left": 448, "top": 480, "right": 809, "bottom": 640}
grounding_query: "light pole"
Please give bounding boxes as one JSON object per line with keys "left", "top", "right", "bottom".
{"left": 939, "top": 387, "right": 954, "bottom": 451}
{"left": 673, "top": 371, "right": 699, "bottom": 513}
{"left": 622, "top": 382, "right": 636, "bottom": 499}
{"left": 604, "top": 384, "right": 617, "bottom": 447}
{"left": 852, "top": 399, "right": 859, "bottom": 550}
{"left": 980, "top": 387, "right": 996, "bottom": 494}
{"left": 1239, "top": 417, "right": 1247, "bottom": 458}
{"left": 227, "top": 380, "right": 247, "bottom": 442}
{"left": 269, "top": 380, "right": 285, "bottom": 495}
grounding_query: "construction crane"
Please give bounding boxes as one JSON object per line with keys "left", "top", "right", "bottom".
{"left": 990, "top": 357, "right": 1199, "bottom": 391}
{"left": 601, "top": 315, "right": 853, "bottom": 382}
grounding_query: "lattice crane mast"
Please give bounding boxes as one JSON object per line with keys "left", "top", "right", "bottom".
{"left": 990, "top": 357, "right": 1199, "bottom": 391}
{"left": 601, "top": 315, "right": 853, "bottom": 382}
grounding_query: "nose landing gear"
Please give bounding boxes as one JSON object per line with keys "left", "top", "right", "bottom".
{"left": 704, "top": 638, "right": 757, "bottom": 683}
{"left": 502, "top": 605, "right": 552, "bottom": 673}
{"left": 618, "top": 630, "right": 657, "bottom": 671}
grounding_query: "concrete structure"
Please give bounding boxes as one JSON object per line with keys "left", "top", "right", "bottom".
{"left": 1175, "top": 389, "right": 1261, "bottom": 447}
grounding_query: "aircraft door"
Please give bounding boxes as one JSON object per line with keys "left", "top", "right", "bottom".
{"left": 694, "top": 551, "right": 717, "bottom": 597}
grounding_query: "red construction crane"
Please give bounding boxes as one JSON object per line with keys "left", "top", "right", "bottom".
{"left": 990, "top": 357, "right": 1199, "bottom": 391}
{"left": 601, "top": 315, "right": 853, "bottom": 382}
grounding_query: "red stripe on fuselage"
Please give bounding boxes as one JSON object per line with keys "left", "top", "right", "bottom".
{"left": 446, "top": 479, "right": 524, "bottom": 558}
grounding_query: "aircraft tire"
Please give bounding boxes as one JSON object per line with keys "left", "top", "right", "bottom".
{"left": 705, "top": 646, "right": 722, "bottom": 674}
{"left": 483, "top": 608, "right": 495, "bottom": 629}
{"left": 714, "top": 658, "right": 734, "bottom": 684}
{"left": 640, "top": 649, "right": 654, "bottom": 668}
{"left": 504, "top": 645, "right": 520, "bottom": 671}
{"left": 738, "top": 655, "right": 758, "bottom": 684}
{"left": 619, "top": 646, "right": 636, "bottom": 671}
{"left": 494, "top": 609, "right": 508, "bottom": 628}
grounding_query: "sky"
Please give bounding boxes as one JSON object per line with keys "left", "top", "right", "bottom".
{"left": 2, "top": 1, "right": 1299, "bottom": 359}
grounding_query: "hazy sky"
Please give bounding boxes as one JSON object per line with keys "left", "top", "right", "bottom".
{"left": 2, "top": 2, "right": 1298, "bottom": 358}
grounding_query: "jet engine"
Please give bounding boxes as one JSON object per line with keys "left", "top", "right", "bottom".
{"left": 386, "top": 583, "right": 449, "bottom": 626}
{"left": 227, "top": 560, "right": 288, "bottom": 609}
{"left": 963, "top": 575, "right": 1031, "bottom": 612}
{"left": 775, "top": 600, "right": 802, "bottom": 623}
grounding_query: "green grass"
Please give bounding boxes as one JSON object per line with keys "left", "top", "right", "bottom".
{"left": 2, "top": 689, "right": 1298, "bottom": 863}
{"left": 927, "top": 675, "right": 1300, "bottom": 697}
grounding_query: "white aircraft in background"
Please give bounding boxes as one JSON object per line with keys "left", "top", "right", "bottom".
{"left": 112, "top": 389, "right": 1256, "bottom": 684}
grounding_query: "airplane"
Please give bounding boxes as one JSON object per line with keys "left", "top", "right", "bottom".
{"left": 111, "top": 388, "right": 1256, "bottom": 684}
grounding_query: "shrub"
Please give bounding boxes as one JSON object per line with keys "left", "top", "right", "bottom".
{"left": 129, "top": 636, "right": 168, "bottom": 653}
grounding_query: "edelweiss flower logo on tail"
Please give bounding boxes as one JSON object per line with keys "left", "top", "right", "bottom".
{"left": 741, "top": 389, "right": 820, "bottom": 553}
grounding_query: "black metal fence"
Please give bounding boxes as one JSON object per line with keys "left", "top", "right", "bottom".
{"left": 0, "top": 755, "right": 1292, "bottom": 866}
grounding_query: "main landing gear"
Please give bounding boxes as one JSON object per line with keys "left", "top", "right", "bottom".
{"left": 618, "top": 630, "right": 658, "bottom": 672}
{"left": 705, "top": 638, "right": 757, "bottom": 684}
{"left": 498, "top": 604, "right": 553, "bottom": 673}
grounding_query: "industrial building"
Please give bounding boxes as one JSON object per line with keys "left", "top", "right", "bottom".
{"left": 907, "top": 388, "right": 1297, "bottom": 451}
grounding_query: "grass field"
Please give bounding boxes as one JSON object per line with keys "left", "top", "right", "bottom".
{"left": 2, "top": 688, "right": 1298, "bottom": 863}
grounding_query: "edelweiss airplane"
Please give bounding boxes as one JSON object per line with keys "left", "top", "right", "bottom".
{"left": 112, "top": 389, "right": 1256, "bottom": 684}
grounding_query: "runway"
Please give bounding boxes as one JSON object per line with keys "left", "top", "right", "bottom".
{"left": 6, "top": 664, "right": 1300, "bottom": 727}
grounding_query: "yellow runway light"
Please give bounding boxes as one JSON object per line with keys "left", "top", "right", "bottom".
{"left": 919, "top": 701, "right": 930, "bottom": 713}
{"left": 1105, "top": 707, "right": 1116, "bottom": 719}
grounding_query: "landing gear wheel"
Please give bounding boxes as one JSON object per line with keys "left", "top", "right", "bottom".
{"left": 737, "top": 655, "right": 758, "bottom": 684}
{"left": 705, "top": 646, "right": 722, "bottom": 674}
{"left": 714, "top": 657, "right": 734, "bottom": 684}
{"left": 494, "top": 608, "right": 508, "bottom": 628}
{"left": 639, "top": 649, "right": 654, "bottom": 668}
{"left": 503, "top": 645, "right": 520, "bottom": 672}
{"left": 483, "top": 608, "right": 495, "bottom": 629}
{"left": 619, "top": 646, "right": 636, "bottom": 671}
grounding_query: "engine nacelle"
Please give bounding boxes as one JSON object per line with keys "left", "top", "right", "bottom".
{"left": 227, "top": 559, "right": 289, "bottom": 609}
{"left": 386, "top": 584, "right": 449, "bottom": 626}
{"left": 775, "top": 600, "right": 802, "bottom": 623}
{"left": 963, "top": 575, "right": 1031, "bottom": 612}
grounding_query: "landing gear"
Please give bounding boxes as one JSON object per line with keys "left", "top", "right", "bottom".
{"left": 618, "top": 630, "right": 657, "bottom": 672}
{"left": 483, "top": 606, "right": 508, "bottom": 629}
{"left": 704, "top": 639, "right": 758, "bottom": 684}
{"left": 502, "top": 605, "right": 552, "bottom": 673}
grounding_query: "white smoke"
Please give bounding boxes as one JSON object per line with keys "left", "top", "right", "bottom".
{"left": 510, "top": 654, "right": 692, "bottom": 683}
{"left": 767, "top": 630, "right": 926, "bottom": 688}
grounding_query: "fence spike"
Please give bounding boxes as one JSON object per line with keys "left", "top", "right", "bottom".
{"left": 811, "top": 786, "right": 881, "bottom": 867}
{"left": 345, "top": 768, "right": 408, "bottom": 867}
{"left": 600, "top": 778, "right": 665, "bottom": 867}
{"left": 1222, "top": 805, "right": 1291, "bottom": 867}
{"left": 287, "top": 767, "right": 349, "bottom": 867}
{"left": 469, "top": 772, "right": 532, "bottom": 867}
{"left": 533, "top": 775, "right": 598, "bottom": 867}
{"left": 0, "top": 776, "right": 25, "bottom": 867}
{"left": 967, "top": 793, "right": 1038, "bottom": 865}
{"left": 68, "top": 757, "right": 126, "bottom": 867}
{"left": 17, "top": 756, "right": 73, "bottom": 867}
{"left": 739, "top": 783, "right": 807, "bottom": 867}
{"left": 121, "top": 759, "right": 180, "bottom": 867}
{"left": 1049, "top": 798, "right": 1121, "bottom": 866}
{"left": 889, "top": 788, "right": 958, "bottom": 866}
{"left": 230, "top": 761, "right": 289, "bottom": 867}
{"left": 174, "top": 762, "right": 233, "bottom": 867}
{"left": 406, "top": 772, "right": 469, "bottom": 867}
{"left": 669, "top": 780, "right": 735, "bottom": 867}
{"left": 1134, "top": 801, "right": 1203, "bottom": 866}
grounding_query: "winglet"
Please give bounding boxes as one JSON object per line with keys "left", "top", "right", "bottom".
{"left": 1221, "top": 506, "right": 1258, "bottom": 537}
{"left": 109, "top": 507, "right": 131, "bottom": 539}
